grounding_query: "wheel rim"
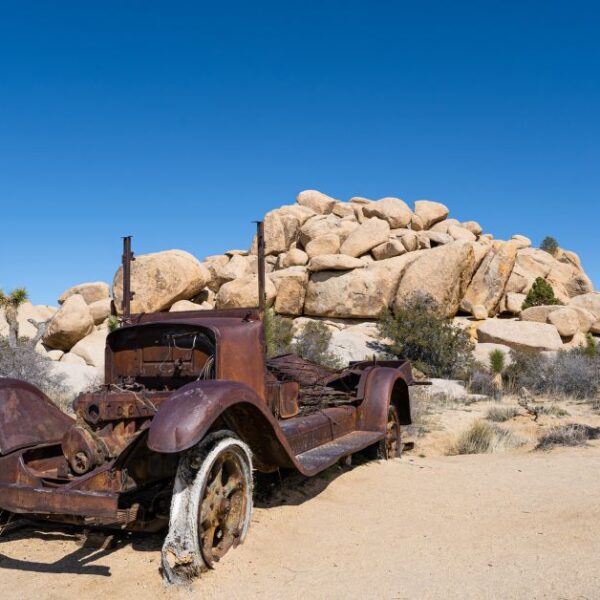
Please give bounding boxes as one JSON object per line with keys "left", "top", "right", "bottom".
{"left": 384, "top": 406, "right": 401, "bottom": 459}
{"left": 198, "top": 449, "right": 248, "bottom": 566}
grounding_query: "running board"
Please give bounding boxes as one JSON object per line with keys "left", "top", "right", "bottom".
{"left": 296, "top": 431, "right": 383, "bottom": 475}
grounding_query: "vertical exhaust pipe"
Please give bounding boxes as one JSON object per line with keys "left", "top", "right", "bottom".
{"left": 122, "top": 236, "right": 135, "bottom": 319}
{"left": 254, "top": 221, "right": 266, "bottom": 318}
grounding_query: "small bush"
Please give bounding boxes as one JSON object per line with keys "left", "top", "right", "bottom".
{"left": 378, "top": 293, "right": 474, "bottom": 379}
{"left": 264, "top": 309, "right": 293, "bottom": 357}
{"left": 449, "top": 420, "right": 524, "bottom": 455}
{"left": 489, "top": 349, "right": 506, "bottom": 375}
{"left": 540, "top": 236, "right": 559, "bottom": 256}
{"left": 536, "top": 424, "right": 600, "bottom": 449}
{"left": 293, "top": 320, "right": 342, "bottom": 369}
{"left": 107, "top": 315, "right": 120, "bottom": 332}
{"left": 521, "top": 277, "right": 561, "bottom": 310}
{"left": 486, "top": 405, "right": 519, "bottom": 422}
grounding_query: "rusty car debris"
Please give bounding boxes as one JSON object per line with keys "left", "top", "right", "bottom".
{"left": 0, "top": 223, "right": 421, "bottom": 584}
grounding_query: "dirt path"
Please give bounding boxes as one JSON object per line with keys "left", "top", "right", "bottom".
{"left": 2, "top": 447, "right": 600, "bottom": 599}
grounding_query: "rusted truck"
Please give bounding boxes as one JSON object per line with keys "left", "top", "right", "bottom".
{"left": 0, "top": 225, "right": 417, "bottom": 584}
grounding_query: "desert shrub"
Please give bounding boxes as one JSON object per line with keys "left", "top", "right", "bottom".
{"left": 293, "top": 320, "right": 342, "bottom": 369}
{"left": 0, "top": 339, "right": 68, "bottom": 407}
{"left": 449, "top": 420, "right": 524, "bottom": 455}
{"left": 521, "top": 277, "right": 561, "bottom": 310}
{"left": 264, "top": 308, "right": 293, "bottom": 357}
{"left": 107, "top": 315, "right": 120, "bottom": 332}
{"left": 469, "top": 368, "right": 496, "bottom": 397}
{"left": 536, "top": 423, "right": 600, "bottom": 449}
{"left": 486, "top": 405, "right": 519, "bottom": 422}
{"left": 378, "top": 293, "right": 474, "bottom": 379}
{"left": 540, "top": 236, "right": 559, "bottom": 256}
{"left": 504, "top": 349, "right": 600, "bottom": 400}
{"left": 489, "top": 349, "right": 506, "bottom": 375}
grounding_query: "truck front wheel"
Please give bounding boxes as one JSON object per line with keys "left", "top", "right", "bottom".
{"left": 161, "top": 432, "right": 253, "bottom": 585}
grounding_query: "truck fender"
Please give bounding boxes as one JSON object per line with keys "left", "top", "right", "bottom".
{"left": 147, "top": 380, "right": 297, "bottom": 471}
{"left": 357, "top": 367, "right": 412, "bottom": 433}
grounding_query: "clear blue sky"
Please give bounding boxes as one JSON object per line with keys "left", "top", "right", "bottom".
{"left": 1, "top": 1, "right": 598, "bottom": 305}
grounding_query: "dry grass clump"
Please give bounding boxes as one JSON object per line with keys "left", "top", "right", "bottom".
{"left": 485, "top": 405, "right": 519, "bottom": 422}
{"left": 449, "top": 420, "right": 525, "bottom": 455}
{"left": 536, "top": 424, "right": 600, "bottom": 450}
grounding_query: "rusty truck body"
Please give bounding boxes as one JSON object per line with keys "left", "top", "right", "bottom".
{"left": 0, "top": 226, "right": 417, "bottom": 583}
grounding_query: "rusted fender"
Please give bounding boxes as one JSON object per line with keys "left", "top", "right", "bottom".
{"left": 0, "top": 378, "right": 74, "bottom": 455}
{"left": 357, "top": 367, "right": 413, "bottom": 432}
{"left": 147, "top": 380, "right": 298, "bottom": 471}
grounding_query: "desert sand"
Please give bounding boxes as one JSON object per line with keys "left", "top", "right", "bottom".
{"left": 1, "top": 445, "right": 600, "bottom": 599}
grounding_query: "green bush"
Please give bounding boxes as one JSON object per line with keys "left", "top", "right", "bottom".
{"left": 489, "top": 349, "right": 506, "bottom": 375}
{"left": 293, "top": 320, "right": 342, "bottom": 369}
{"left": 378, "top": 293, "right": 474, "bottom": 379}
{"left": 449, "top": 420, "right": 524, "bottom": 455}
{"left": 264, "top": 308, "right": 293, "bottom": 357}
{"left": 521, "top": 277, "right": 561, "bottom": 310}
{"left": 540, "top": 236, "right": 559, "bottom": 256}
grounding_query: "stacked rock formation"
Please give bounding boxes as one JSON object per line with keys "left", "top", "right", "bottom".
{"left": 4, "top": 189, "right": 598, "bottom": 384}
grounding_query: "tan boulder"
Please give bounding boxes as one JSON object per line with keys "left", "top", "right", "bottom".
{"left": 332, "top": 202, "right": 355, "bottom": 218}
{"left": 371, "top": 239, "right": 406, "bottom": 260}
{"left": 169, "top": 300, "right": 203, "bottom": 312}
{"left": 113, "top": 249, "right": 210, "bottom": 313}
{"left": 400, "top": 231, "right": 419, "bottom": 252}
{"left": 216, "top": 275, "right": 276, "bottom": 309}
{"left": 305, "top": 233, "right": 341, "bottom": 259}
{"left": 505, "top": 248, "right": 555, "bottom": 294}
{"left": 269, "top": 267, "right": 309, "bottom": 316}
{"left": 46, "top": 349, "right": 64, "bottom": 361}
{"left": 410, "top": 214, "right": 425, "bottom": 231}
{"left": 471, "top": 305, "right": 488, "bottom": 320}
{"left": 348, "top": 196, "right": 372, "bottom": 205}
{"left": 88, "top": 298, "right": 111, "bottom": 325}
{"left": 339, "top": 218, "right": 390, "bottom": 258}
{"left": 282, "top": 248, "right": 309, "bottom": 267}
{"left": 521, "top": 305, "right": 562, "bottom": 323}
{"left": 546, "top": 259, "right": 594, "bottom": 299}
{"left": 503, "top": 292, "right": 527, "bottom": 315}
{"left": 296, "top": 190, "right": 336, "bottom": 214}
{"left": 298, "top": 214, "right": 342, "bottom": 247}
{"left": 429, "top": 218, "right": 460, "bottom": 234}
{"left": 421, "top": 231, "right": 453, "bottom": 246}
{"left": 43, "top": 295, "right": 95, "bottom": 351}
{"left": 308, "top": 255, "right": 366, "bottom": 272}
{"left": 395, "top": 243, "right": 476, "bottom": 318}
{"left": 417, "top": 233, "right": 431, "bottom": 249}
{"left": 461, "top": 241, "right": 518, "bottom": 316}
{"left": 547, "top": 307, "right": 581, "bottom": 338}
{"left": 477, "top": 319, "right": 563, "bottom": 352}
{"left": 59, "top": 282, "right": 110, "bottom": 305}
{"left": 568, "top": 292, "right": 600, "bottom": 318}
{"left": 305, "top": 252, "right": 424, "bottom": 318}
{"left": 511, "top": 235, "right": 532, "bottom": 249}
{"left": 414, "top": 200, "right": 449, "bottom": 229}
{"left": 448, "top": 224, "right": 477, "bottom": 242}
{"left": 462, "top": 221, "right": 483, "bottom": 236}
{"left": 473, "top": 343, "right": 513, "bottom": 368}
{"left": 362, "top": 197, "right": 413, "bottom": 229}
{"left": 61, "top": 352, "right": 87, "bottom": 366}
{"left": 70, "top": 329, "right": 108, "bottom": 368}
{"left": 16, "top": 302, "right": 56, "bottom": 339}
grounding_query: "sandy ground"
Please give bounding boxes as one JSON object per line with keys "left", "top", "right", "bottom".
{"left": 1, "top": 443, "right": 600, "bottom": 600}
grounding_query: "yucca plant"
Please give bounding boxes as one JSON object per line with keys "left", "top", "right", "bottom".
{"left": 0, "top": 287, "right": 29, "bottom": 348}
{"left": 489, "top": 348, "right": 506, "bottom": 400}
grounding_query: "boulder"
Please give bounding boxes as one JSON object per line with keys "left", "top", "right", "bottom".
{"left": 568, "top": 292, "right": 600, "bottom": 318}
{"left": 503, "top": 292, "right": 527, "bottom": 315}
{"left": 70, "top": 329, "right": 108, "bottom": 368}
{"left": 207, "top": 255, "right": 257, "bottom": 292}
{"left": 462, "top": 221, "right": 483, "bottom": 236}
{"left": 371, "top": 239, "right": 406, "bottom": 260}
{"left": 59, "top": 282, "right": 110, "bottom": 305}
{"left": 16, "top": 302, "right": 56, "bottom": 339}
{"left": 61, "top": 352, "right": 87, "bottom": 366}
{"left": 362, "top": 197, "right": 412, "bottom": 229}
{"left": 328, "top": 328, "right": 379, "bottom": 363}
{"left": 269, "top": 267, "right": 309, "bottom": 316}
{"left": 400, "top": 231, "right": 419, "bottom": 252}
{"left": 296, "top": 190, "right": 336, "bottom": 214}
{"left": 169, "top": 300, "right": 204, "bottom": 312}
{"left": 299, "top": 214, "right": 342, "bottom": 247}
{"left": 505, "top": 248, "right": 555, "bottom": 295}
{"left": 461, "top": 241, "right": 518, "bottom": 316}
{"left": 216, "top": 275, "right": 276, "bottom": 309}
{"left": 46, "top": 349, "right": 64, "bottom": 361}
{"left": 48, "top": 362, "right": 103, "bottom": 399}
{"left": 511, "top": 235, "right": 532, "bottom": 249}
{"left": 332, "top": 202, "right": 355, "bottom": 218}
{"left": 448, "top": 224, "right": 477, "bottom": 242}
{"left": 471, "top": 305, "right": 488, "bottom": 320}
{"left": 429, "top": 218, "right": 460, "bottom": 234}
{"left": 473, "top": 343, "right": 513, "bottom": 368}
{"left": 414, "top": 200, "right": 449, "bottom": 229}
{"left": 282, "top": 248, "right": 309, "bottom": 267}
{"left": 416, "top": 233, "right": 431, "bottom": 249}
{"left": 395, "top": 243, "right": 476, "bottom": 318}
{"left": 305, "top": 233, "right": 341, "bottom": 259}
{"left": 547, "top": 307, "right": 581, "bottom": 338}
{"left": 410, "top": 214, "right": 425, "bottom": 231}
{"left": 225, "top": 249, "right": 249, "bottom": 257}
{"left": 546, "top": 259, "right": 594, "bottom": 299}
{"left": 43, "top": 295, "right": 95, "bottom": 351}
{"left": 191, "top": 288, "right": 216, "bottom": 309}
{"left": 113, "top": 250, "right": 210, "bottom": 313}
{"left": 421, "top": 231, "right": 453, "bottom": 246}
{"left": 88, "top": 298, "right": 111, "bottom": 325}
{"left": 304, "top": 252, "right": 423, "bottom": 318}
{"left": 308, "top": 254, "right": 366, "bottom": 272}
{"left": 521, "top": 305, "right": 562, "bottom": 323}
{"left": 339, "top": 218, "right": 390, "bottom": 258}
{"left": 477, "top": 319, "right": 563, "bottom": 352}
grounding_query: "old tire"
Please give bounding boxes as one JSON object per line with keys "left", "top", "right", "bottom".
{"left": 379, "top": 404, "right": 402, "bottom": 459}
{"left": 161, "top": 432, "right": 253, "bottom": 585}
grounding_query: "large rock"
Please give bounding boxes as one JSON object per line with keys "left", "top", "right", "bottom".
{"left": 546, "top": 259, "right": 594, "bottom": 300}
{"left": 282, "top": 248, "right": 309, "bottom": 267}
{"left": 521, "top": 305, "right": 562, "bottom": 323}
{"left": 568, "top": 292, "right": 600, "bottom": 317}
{"left": 395, "top": 243, "right": 476, "bottom": 318}
{"left": 371, "top": 239, "right": 406, "bottom": 260}
{"left": 308, "top": 254, "right": 366, "bottom": 272}
{"left": 477, "top": 319, "right": 563, "bottom": 352}
{"left": 215, "top": 275, "right": 276, "bottom": 309}
{"left": 414, "top": 200, "right": 449, "bottom": 229}
{"left": 296, "top": 190, "right": 336, "bottom": 214}
{"left": 48, "top": 362, "right": 103, "bottom": 400}
{"left": 70, "top": 329, "right": 108, "bottom": 368}
{"left": 547, "top": 307, "right": 581, "bottom": 338}
{"left": 16, "top": 303, "right": 56, "bottom": 339}
{"left": 169, "top": 300, "right": 205, "bottom": 312}
{"left": 305, "top": 233, "right": 340, "bottom": 258}
{"left": 339, "top": 218, "right": 390, "bottom": 258}
{"left": 505, "top": 248, "right": 556, "bottom": 295}
{"left": 448, "top": 224, "right": 476, "bottom": 242}
{"left": 461, "top": 241, "right": 518, "bottom": 316}
{"left": 269, "top": 267, "right": 308, "bottom": 316}
{"left": 304, "top": 252, "right": 423, "bottom": 318}
{"left": 59, "top": 282, "right": 110, "bottom": 305}
{"left": 113, "top": 250, "right": 210, "bottom": 313}
{"left": 473, "top": 343, "right": 513, "bottom": 368}
{"left": 362, "top": 197, "right": 412, "bottom": 229}
{"left": 299, "top": 214, "right": 343, "bottom": 247}
{"left": 207, "top": 255, "right": 257, "bottom": 292}
{"left": 43, "top": 295, "right": 95, "bottom": 351}
{"left": 328, "top": 327, "right": 379, "bottom": 363}
{"left": 88, "top": 298, "right": 111, "bottom": 325}
{"left": 502, "top": 292, "right": 527, "bottom": 315}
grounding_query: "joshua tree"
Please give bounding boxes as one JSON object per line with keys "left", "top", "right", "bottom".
{"left": 0, "top": 287, "right": 28, "bottom": 348}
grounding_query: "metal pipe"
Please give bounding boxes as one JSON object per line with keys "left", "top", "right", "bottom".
{"left": 254, "top": 221, "right": 266, "bottom": 317}
{"left": 121, "top": 236, "right": 135, "bottom": 319}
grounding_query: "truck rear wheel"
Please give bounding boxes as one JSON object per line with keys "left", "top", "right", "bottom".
{"left": 161, "top": 432, "right": 253, "bottom": 585}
